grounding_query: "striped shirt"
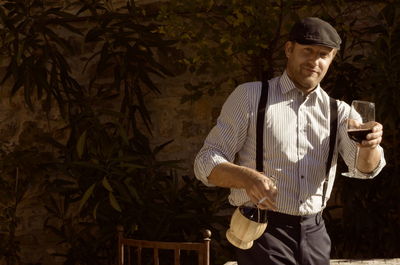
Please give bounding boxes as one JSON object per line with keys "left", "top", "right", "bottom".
{"left": 194, "top": 71, "right": 386, "bottom": 216}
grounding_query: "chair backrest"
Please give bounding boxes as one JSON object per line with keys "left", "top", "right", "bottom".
{"left": 117, "top": 225, "right": 211, "bottom": 265}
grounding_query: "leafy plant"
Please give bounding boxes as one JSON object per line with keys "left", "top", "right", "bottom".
{"left": 157, "top": 0, "right": 295, "bottom": 102}
{"left": 0, "top": 0, "right": 83, "bottom": 116}
{"left": 82, "top": 2, "right": 175, "bottom": 130}
{"left": 16, "top": 1, "right": 231, "bottom": 264}
{"left": 0, "top": 0, "right": 196, "bottom": 264}
{"left": 0, "top": 143, "right": 56, "bottom": 265}
{"left": 44, "top": 93, "right": 232, "bottom": 261}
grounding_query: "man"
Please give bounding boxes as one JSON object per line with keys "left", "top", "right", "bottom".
{"left": 194, "top": 17, "right": 386, "bottom": 265}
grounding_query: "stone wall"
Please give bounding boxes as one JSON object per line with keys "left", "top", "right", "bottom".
{"left": 148, "top": 75, "right": 231, "bottom": 176}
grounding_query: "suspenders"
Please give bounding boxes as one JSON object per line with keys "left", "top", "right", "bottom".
{"left": 256, "top": 80, "right": 338, "bottom": 209}
{"left": 256, "top": 80, "right": 270, "bottom": 172}
{"left": 323, "top": 97, "right": 338, "bottom": 207}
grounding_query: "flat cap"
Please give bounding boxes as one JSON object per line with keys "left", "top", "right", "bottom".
{"left": 289, "top": 17, "right": 341, "bottom": 50}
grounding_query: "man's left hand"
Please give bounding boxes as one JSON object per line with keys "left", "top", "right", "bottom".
{"left": 360, "top": 122, "right": 383, "bottom": 149}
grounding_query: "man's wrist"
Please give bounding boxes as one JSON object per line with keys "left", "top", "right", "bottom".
{"left": 357, "top": 145, "right": 381, "bottom": 173}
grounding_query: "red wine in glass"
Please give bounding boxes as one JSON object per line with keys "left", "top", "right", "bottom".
{"left": 342, "top": 100, "right": 375, "bottom": 177}
{"left": 347, "top": 128, "right": 373, "bottom": 143}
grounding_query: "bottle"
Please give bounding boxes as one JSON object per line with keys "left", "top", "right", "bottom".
{"left": 226, "top": 204, "right": 268, "bottom": 249}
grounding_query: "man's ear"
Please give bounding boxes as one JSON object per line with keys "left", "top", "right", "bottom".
{"left": 285, "top": 41, "right": 295, "bottom": 58}
{"left": 332, "top": 48, "right": 338, "bottom": 59}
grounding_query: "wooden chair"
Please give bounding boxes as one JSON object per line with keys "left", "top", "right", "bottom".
{"left": 117, "top": 225, "right": 211, "bottom": 265}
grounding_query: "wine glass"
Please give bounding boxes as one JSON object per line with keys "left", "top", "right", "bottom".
{"left": 342, "top": 100, "right": 375, "bottom": 177}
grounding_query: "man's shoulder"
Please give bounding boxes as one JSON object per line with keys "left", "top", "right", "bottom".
{"left": 230, "top": 81, "right": 262, "bottom": 101}
{"left": 237, "top": 76, "right": 280, "bottom": 91}
{"left": 237, "top": 81, "right": 261, "bottom": 90}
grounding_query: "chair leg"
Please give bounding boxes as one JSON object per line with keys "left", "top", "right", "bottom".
{"left": 154, "top": 248, "right": 159, "bottom": 265}
{"left": 174, "top": 249, "right": 180, "bottom": 265}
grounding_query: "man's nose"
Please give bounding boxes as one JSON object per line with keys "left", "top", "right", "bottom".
{"left": 307, "top": 53, "right": 319, "bottom": 66}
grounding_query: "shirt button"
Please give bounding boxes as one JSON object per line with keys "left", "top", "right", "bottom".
{"left": 301, "top": 175, "right": 304, "bottom": 179}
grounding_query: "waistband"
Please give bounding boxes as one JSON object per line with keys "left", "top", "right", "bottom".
{"left": 239, "top": 206, "right": 322, "bottom": 225}
{"left": 267, "top": 210, "right": 321, "bottom": 225}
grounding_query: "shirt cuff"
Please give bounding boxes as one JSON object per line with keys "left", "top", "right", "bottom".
{"left": 352, "top": 146, "right": 386, "bottom": 179}
{"left": 194, "top": 152, "right": 229, "bottom": 187}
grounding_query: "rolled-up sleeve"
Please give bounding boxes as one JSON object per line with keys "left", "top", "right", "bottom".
{"left": 194, "top": 84, "right": 251, "bottom": 186}
{"left": 354, "top": 146, "right": 386, "bottom": 179}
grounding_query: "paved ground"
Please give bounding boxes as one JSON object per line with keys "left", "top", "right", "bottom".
{"left": 225, "top": 259, "right": 400, "bottom": 265}
{"left": 331, "top": 259, "right": 400, "bottom": 264}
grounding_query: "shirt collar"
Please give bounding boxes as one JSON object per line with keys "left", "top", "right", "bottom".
{"left": 279, "top": 70, "right": 322, "bottom": 98}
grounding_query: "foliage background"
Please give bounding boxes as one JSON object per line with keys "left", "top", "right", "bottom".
{"left": 0, "top": 0, "right": 398, "bottom": 264}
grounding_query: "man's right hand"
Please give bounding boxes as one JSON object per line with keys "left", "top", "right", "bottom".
{"left": 243, "top": 171, "right": 278, "bottom": 210}
{"left": 208, "top": 163, "right": 278, "bottom": 210}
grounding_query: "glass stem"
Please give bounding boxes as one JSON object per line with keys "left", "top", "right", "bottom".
{"left": 352, "top": 146, "right": 360, "bottom": 176}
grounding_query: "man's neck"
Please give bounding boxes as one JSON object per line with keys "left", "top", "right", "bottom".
{"left": 285, "top": 72, "right": 317, "bottom": 95}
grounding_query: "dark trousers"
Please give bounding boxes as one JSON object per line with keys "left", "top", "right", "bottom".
{"left": 235, "top": 211, "right": 331, "bottom": 265}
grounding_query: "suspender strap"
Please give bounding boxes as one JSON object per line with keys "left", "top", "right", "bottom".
{"left": 322, "top": 97, "right": 338, "bottom": 208}
{"left": 256, "top": 80, "right": 338, "bottom": 208}
{"left": 256, "top": 80, "right": 269, "bottom": 172}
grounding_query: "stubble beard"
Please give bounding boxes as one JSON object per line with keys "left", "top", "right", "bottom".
{"left": 288, "top": 69, "right": 320, "bottom": 94}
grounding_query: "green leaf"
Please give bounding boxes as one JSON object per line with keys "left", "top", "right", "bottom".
{"left": 98, "top": 42, "right": 111, "bottom": 72}
{"left": 93, "top": 202, "right": 100, "bottom": 220}
{"left": 57, "top": 21, "right": 84, "bottom": 36}
{"left": 43, "top": 27, "right": 74, "bottom": 52}
{"left": 153, "top": 139, "right": 174, "bottom": 155}
{"left": 109, "top": 192, "right": 122, "bottom": 212}
{"left": 23, "top": 67, "right": 34, "bottom": 110}
{"left": 118, "top": 124, "right": 129, "bottom": 145}
{"left": 102, "top": 177, "right": 113, "bottom": 192}
{"left": 78, "top": 183, "right": 96, "bottom": 213}
{"left": 76, "top": 130, "right": 87, "bottom": 159}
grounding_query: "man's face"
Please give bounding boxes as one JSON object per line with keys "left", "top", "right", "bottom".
{"left": 285, "top": 41, "right": 336, "bottom": 94}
